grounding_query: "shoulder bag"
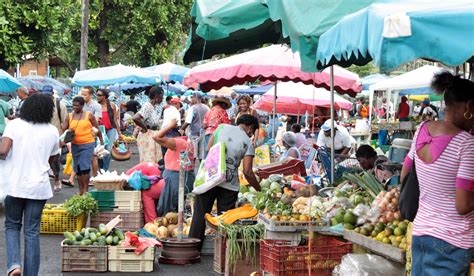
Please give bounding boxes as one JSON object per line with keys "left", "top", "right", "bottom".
{"left": 399, "top": 160, "right": 419, "bottom": 221}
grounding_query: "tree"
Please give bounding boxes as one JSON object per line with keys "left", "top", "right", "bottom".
{"left": 0, "top": 0, "right": 80, "bottom": 70}
{"left": 80, "top": 0, "right": 193, "bottom": 68}
{"left": 347, "top": 62, "right": 379, "bottom": 78}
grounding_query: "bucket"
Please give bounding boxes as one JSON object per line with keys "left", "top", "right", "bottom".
{"left": 389, "top": 138, "right": 412, "bottom": 163}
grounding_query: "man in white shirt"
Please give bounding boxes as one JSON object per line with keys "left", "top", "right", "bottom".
{"left": 316, "top": 119, "right": 355, "bottom": 155}
{"left": 160, "top": 97, "right": 181, "bottom": 155}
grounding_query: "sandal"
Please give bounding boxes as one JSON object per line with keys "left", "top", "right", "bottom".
{"left": 9, "top": 268, "right": 21, "bottom": 276}
{"left": 61, "top": 179, "right": 74, "bottom": 187}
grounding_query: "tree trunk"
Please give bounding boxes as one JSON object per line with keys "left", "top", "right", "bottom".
{"left": 80, "top": 0, "right": 90, "bottom": 70}
{"left": 97, "top": 1, "right": 111, "bottom": 67}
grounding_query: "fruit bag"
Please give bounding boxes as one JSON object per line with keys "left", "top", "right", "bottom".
{"left": 192, "top": 142, "right": 226, "bottom": 194}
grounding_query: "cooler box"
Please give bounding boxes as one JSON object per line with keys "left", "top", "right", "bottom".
{"left": 389, "top": 138, "right": 412, "bottom": 164}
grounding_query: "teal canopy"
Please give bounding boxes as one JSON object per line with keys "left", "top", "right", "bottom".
{"left": 183, "top": 0, "right": 283, "bottom": 64}
{"left": 315, "top": 1, "right": 474, "bottom": 72}
{"left": 183, "top": 0, "right": 375, "bottom": 71}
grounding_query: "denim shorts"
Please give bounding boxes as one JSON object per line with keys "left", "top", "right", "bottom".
{"left": 412, "top": 235, "right": 473, "bottom": 276}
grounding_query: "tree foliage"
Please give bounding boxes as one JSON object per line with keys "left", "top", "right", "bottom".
{"left": 0, "top": 0, "right": 80, "bottom": 70}
{"left": 0, "top": 0, "right": 193, "bottom": 72}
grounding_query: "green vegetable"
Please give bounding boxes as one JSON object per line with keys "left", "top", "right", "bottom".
{"left": 97, "top": 236, "right": 106, "bottom": 246}
{"left": 64, "top": 231, "right": 75, "bottom": 241}
{"left": 218, "top": 223, "right": 264, "bottom": 274}
{"left": 112, "top": 236, "right": 119, "bottom": 245}
{"left": 63, "top": 239, "right": 74, "bottom": 245}
{"left": 344, "top": 172, "right": 384, "bottom": 200}
{"left": 105, "top": 236, "right": 113, "bottom": 245}
{"left": 98, "top": 224, "right": 107, "bottom": 235}
{"left": 81, "top": 239, "right": 92, "bottom": 246}
{"left": 64, "top": 193, "right": 98, "bottom": 217}
{"left": 114, "top": 228, "right": 124, "bottom": 241}
{"left": 73, "top": 231, "right": 83, "bottom": 241}
{"left": 89, "top": 232, "right": 97, "bottom": 242}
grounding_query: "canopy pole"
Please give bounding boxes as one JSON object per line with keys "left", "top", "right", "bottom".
{"left": 368, "top": 88, "right": 374, "bottom": 127}
{"left": 177, "top": 152, "right": 186, "bottom": 241}
{"left": 273, "top": 81, "right": 278, "bottom": 139}
{"left": 330, "top": 66, "right": 335, "bottom": 186}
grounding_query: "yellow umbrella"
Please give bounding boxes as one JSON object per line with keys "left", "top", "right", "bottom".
{"left": 408, "top": 95, "right": 429, "bottom": 101}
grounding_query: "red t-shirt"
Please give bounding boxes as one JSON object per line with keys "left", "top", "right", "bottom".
{"left": 164, "top": 137, "right": 195, "bottom": 171}
{"left": 398, "top": 102, "right": 410, "bottom": 119}
{"left": 126, "top": 162, "right": 161, "bottom": 176}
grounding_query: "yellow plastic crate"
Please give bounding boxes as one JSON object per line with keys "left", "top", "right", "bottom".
{"left": 108, "top": 246, "right": 155, "bottom": 272}
{"left": 40, "top": 208, "right": 87, "bottom": 234}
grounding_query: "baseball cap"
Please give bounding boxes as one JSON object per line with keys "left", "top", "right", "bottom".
{"left": 170, "top": 97, "right": 181, "bottom": 104}
{"left": 321, "top": 119, "right": 335, "bottom": 132}
{"left": 41, "top": 85, "right": 54, "bottom": 95}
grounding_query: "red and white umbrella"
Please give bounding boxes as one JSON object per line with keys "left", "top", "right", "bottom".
{"left": 184, "top": 44, "right": 361, "bottom": 96}
{"left": 253, "top": 81, "right": 353, "bottom": 115}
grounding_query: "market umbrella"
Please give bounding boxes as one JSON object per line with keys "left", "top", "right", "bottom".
{"left": 315, "top": 0, "right": 474, "bottom": 72}
{"left": 234, "top": 84, "right": 273, "bottom": 95}
{"left": 183, "top": 0, "right": 376, "bottom": 72}
{"left": 184, "top": 44, "right": 361, "bottom": 96}
{"left": 361, "top": 74, "right": 389, "bottom": 91}
{"left": 183, "top": 0, "right": 283, "bottom": 64}
{"left": 207, "top": 86, "right": 234, "bottom": 97}
{"left": 252, "top": 81, "right": 353, "bottom": 115}
{"left": 0, "top": 69, "right": 22, "bottom": 93}
{"left": 17, "top": 76, "right": 71, "bottom": 96}
{"left": 72, "top": 64, "right": 163, "bottom": 86}
{"left": 144, "top": 62, "right": 189, "bottom": 83}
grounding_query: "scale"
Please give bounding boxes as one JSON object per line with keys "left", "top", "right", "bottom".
{"left": 159, "top": 152, "right": 201, "bottom": 265}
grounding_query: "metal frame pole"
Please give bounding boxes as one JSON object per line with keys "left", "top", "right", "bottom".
{"left": 330, "top": 66, "right": 335, "bottom": 185}
{"left": 177, "top": 152, "right": 186, "bottom": 241}
{"left": 272, "top": 81, "right": 278, "bottom": 139}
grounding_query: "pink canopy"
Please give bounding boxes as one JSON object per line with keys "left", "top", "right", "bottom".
{"left": 184, "top": 44, "right": 361, "bottom": 96}
{"left": 252, "top": 81, "right": 353, "bottom": 115}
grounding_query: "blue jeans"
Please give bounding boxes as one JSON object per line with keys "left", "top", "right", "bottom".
{"left": 99, "top": 128, "right": 118, "bottom": 171}
{"left": 203, "top": 134, "right": 211, "bottom": 159}
{"left": 412, "top": 235, "right": 473, "bottom": 276}
{"left": 4, "top": 196, "right": 46, "bottom": 276}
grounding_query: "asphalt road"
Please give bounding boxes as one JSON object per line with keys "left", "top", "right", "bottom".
{"left": 0, "top": 145, "right": 215, "bottom": 275}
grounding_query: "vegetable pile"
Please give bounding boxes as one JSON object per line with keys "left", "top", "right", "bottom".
{"left": 63, "top": 193, "right": 98, "bottom": 217}
{"left": 143, "top": 212, "right": 191, "bottom": 239}
{"left": 63, "top": 224, "right": 124, "bottom": 246}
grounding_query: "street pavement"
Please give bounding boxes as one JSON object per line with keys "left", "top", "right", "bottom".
{"left": 0, "top": 145, "right": 215, "bottom": 275}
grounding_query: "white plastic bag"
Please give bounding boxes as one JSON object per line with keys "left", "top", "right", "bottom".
{"left": 333, "top": 254, "right": 404, "bottom": 276}
{"left": 0, "top": 160, "right": 9, "bottom": 203}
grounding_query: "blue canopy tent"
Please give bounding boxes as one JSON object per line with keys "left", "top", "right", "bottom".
{"left": 361, "top": 74, "right": 389, "bottom": 91}
{"left": 145, "top": 62, "right": 189, "bottom": 83}
{"left": 315, "top": 0, "right": 474, "bottom": 73}
{"left": 233, "top": 84, "right": 273, "bottom": 95}
{"left": 72, "top": 64, "right": 163, "bottom": 87}
{"left": 0, "top": 69, "right": 22, "bottom": 93}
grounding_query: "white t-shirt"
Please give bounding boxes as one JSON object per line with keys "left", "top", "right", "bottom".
{"left": 316, "top": 125, "right": 355, "bottom": 151}
{"left": 185, "top": 106, "right": 194, "bottom": 124}
{"left": 162, "top": 105, "right": 181, "bottom": 128}
{"left": 2, "top": 119, "right": 59, "bottom": 200}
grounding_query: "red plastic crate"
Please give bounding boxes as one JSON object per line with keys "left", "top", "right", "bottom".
{"left": 256, "top": 158, "right": 307, "bottom": 179}
{"left": 260, "top": 236, "right": 352, "bottom": 276}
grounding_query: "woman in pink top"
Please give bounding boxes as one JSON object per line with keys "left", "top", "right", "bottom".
{"left": 153, "top": 119, "right": 195, "bottom": 216}
{"left": 401, "top": 71, "right": 474, "bottom": 275}
{"left": 202, "top": 97, "right": 231, "bottom": 158}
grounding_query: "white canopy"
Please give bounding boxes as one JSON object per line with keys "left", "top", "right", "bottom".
{"left": 370, "top": 65, "right": 444, "bottom": 92}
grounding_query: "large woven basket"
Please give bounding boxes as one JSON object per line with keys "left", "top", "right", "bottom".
{"left": 111, "top": 141, "right": 131, "bottom": 161}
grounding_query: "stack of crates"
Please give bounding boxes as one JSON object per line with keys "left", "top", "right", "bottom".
{"left": 90, "top": 190, "right": 144, "bottom": 232}
{"left": 108, "top": 246, "right": 155, "bottom": 272}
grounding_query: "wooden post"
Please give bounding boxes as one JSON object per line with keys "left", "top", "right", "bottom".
{"left": 80, "top": 0, "right": 90, "bottom": 70}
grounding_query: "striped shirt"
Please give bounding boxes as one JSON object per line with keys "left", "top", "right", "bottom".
{"left": 408, "top": 124, "right": 474, "bottom": 249}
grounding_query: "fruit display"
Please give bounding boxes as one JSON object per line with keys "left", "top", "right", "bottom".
{"left": 352, "top": 219, "right": 410, "bottom": 252}
{"left": 121, "top": 134, "right": 136, "bottom": 143}
{"left": 62, "top": 224, "right": 125, "bottom": 246}
{"left": 373, "top": 188, "right": 401, "bottom": 224}
{"left": 143, "top": 212, "right": 191, "bottom": 239}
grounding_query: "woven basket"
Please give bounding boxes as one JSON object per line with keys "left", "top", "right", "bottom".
{"left": 93, "top": 180, "right": 125, "bottom": 191}
{"left": 112, "top": 141, "right": 131, "bottom": 161}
